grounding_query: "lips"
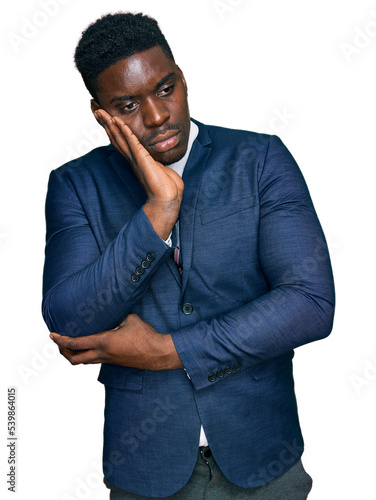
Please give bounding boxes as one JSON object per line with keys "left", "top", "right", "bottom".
{"left": 150, "top": 130, "right": 180, "bottom": 153}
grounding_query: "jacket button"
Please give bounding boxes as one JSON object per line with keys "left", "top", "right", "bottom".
{"left": 225, "top": 366, "right": 233, "bottom": 375}
{"left": 182, "top": 303, "right": 194, "bottom": 315}
{"left": 135, "top": 266, "right": 144, "bottom": 276}
{"left": 208, "top": 374, "right": 217, "bottom": 383}
{"left": 131, "top": 274, "right": 140, "bottom": 283}
{"left": 216, "top": 370, "right": 225, "bottom": 378}
{"left": 233, "top": 363, "right": 242, "bottom": 372}
{"left": 146, "top": 253, "right": 155, "bottom": 262}
{"left": 141, "top": 260, "right": 150, "bottom": 269}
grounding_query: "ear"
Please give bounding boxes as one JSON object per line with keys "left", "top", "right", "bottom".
{"left": 90, "top": 99, "right": 101, "bottom": 114}
{"left": 177, "top": 67, "right": 188, "bottom": 94}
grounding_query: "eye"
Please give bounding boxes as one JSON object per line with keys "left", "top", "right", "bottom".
{"left": 158, "top": 85, "right": 175, "bottom": 97}
{"left": 120, "top": 102, "right": 139, "bottom": 112}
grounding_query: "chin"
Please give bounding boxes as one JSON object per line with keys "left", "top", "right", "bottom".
{"left": 153, "top": 149, "right": 185, "bottom": 166}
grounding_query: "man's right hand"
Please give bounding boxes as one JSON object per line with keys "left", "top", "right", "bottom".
{"left": 94, "top": 109, "right": 184, "bottom": 240}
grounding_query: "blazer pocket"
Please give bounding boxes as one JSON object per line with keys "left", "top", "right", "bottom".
{"left": 200, "top": 196, "right": 256, "bottom": 225}
{"left": 98, "top": 363, "right": 144, "bottom": 391}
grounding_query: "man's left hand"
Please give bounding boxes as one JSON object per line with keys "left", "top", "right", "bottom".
{"left": 49, "top": 313, "right": 183, "bottom": 371}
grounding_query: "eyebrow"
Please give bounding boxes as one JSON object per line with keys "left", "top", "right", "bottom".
{"left": 110, "top": 72, "right": 176, "bottom": 104}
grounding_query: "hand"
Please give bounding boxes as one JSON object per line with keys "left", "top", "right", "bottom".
{"left": 94, "top": 109, "right": 184, "bottom": 240}
{"left": 50, "top": 313, "right": 183, "bottom": 370}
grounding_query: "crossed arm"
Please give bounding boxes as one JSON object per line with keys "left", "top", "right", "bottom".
{"left": 50, "top": 313, "right": 182, "bottom": 370}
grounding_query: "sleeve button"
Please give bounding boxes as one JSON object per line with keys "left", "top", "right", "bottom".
{"left": 141, "top": 260, "right": 150, "bottom": 269}
{"left": 146, "top": 253, "right": 155, "bottom": 262}
{"left": 131, "top": 274, "right": 140, "bottom": 283}
{"left": 225, "top": 366, "right": 233, "bottom": 375}
{"left": 233, "top": 364, "right": 242, "bottom": 372}
{"left": 135, "top": 266, "right": 145, "bottom": 276}
{"left": 208, "top": 374, "right": 217, "bottom": 383}
{"left": 216, "top": 370, "right": 225, "bottom": 378}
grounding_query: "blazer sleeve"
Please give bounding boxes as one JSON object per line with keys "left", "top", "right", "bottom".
{"left": 170, "top": 135, "right": 335, "bottom": 391}
{"left": 42, "top": 169, "right": 173, "bottom": 336}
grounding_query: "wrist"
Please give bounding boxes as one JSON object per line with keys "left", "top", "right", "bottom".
{"left": 143, "top": 202, "right": 180, "bottom": 241}
{"left": 154, "top": 334, "right": 183, "bottom": 371}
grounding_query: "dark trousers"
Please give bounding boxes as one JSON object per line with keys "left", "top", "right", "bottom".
{"left": 108, "top": 447, "right": 312, "bottom": 499}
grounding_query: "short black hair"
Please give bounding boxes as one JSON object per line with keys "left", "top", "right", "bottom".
{"left": 74, "top": 12, "right": 175, "bottom": 101}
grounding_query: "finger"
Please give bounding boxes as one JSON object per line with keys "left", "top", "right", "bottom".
{"left": 49, "top": 332, "right": 105, "bottom": 352}
{"left": 94, "top": 108, "right": 112, "bottom": 123}
{"left": 95, "top": 111, "right": 132, "bottom": 158}
{"left": 122, "top": 313, "right": 158, "bottom": 333}
{"left": 111, "top": 118, "right": 174, "bottom": 193}
{"left": 94, "top": 110, "right": 132, "bottom": 159}
{"left": 112, "top": 116, "right": 153, "bottom": 165}
{"left": 112, "top": 116, "right": 133, "bottom": 137}
{"left": 57, "top": 345, "right": 76, "bottom": 360}
{"left": 111, "top": 122, "right": 184, "bottom": 202}
{"left": 57, "top": 347, "right": 102, "bottom": 366}
{"left": 103, "top": 123, "right": 128, "bottom": 157}
{"left": 53, "top": 338, "right": 103, "bottom": 366}
{"left": 64, "top": 349, "right": 102, "bottom": 366}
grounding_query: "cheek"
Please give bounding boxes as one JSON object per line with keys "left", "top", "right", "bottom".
{"left": 170, "top": 105, "right": 189, "bottom": 128}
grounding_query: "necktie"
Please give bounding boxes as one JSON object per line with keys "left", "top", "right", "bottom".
{"left": 172, "top": 220, "right": 183, "bottom": 275}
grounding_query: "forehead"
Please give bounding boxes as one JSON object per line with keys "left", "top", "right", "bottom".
{"left": 96, "top": 46, "right": 177, "bottom": 97}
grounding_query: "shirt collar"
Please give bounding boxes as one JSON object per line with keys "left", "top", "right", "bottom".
{"left": 166, "top": 120, "right": 199, "bottom": 177}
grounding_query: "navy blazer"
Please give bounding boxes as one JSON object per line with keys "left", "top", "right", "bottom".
{"left": 42, "top": 120, "right": 335, "bottom": 497}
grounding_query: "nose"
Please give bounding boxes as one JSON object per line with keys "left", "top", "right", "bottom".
{"left": 142, "top": 97, "right": 170, "bottom": 129}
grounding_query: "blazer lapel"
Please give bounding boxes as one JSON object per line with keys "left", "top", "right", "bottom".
{"left": 180, "top": 122, "right": 212, "bottom": 295}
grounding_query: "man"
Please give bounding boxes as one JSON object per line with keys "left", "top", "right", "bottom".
{"left": 43, "top": 12, "right": 335, "bottom": 500}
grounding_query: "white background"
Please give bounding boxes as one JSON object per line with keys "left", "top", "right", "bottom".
{"left": 1, "top": 0, "right": 375, "bottom": 498}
